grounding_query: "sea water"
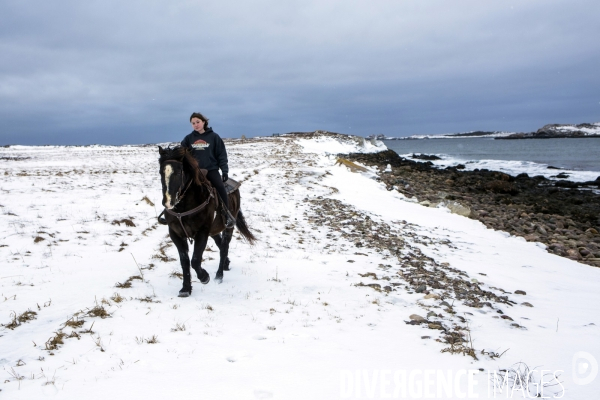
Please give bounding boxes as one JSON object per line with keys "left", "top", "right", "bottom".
{"left": 383, "top": 138, "right": 600, "bottom": 183}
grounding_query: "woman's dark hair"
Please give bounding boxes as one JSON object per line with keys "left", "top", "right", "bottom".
{"left": 190, "top": 112, "right": 209, "bottom": 129}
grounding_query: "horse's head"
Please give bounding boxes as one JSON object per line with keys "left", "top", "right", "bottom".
{"left": 158, "top": 146, "right": 187, "bottom": 209}
{"left": 158, "top": 146, "right": 205, "bottom": 209}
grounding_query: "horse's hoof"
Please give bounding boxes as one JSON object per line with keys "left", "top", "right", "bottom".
{"left": 194, "top": 267, "right": 210, "bottom": 284}
{"left": 215, "top": 277, "right": 223, "bottom": 284}
{"left": 201, "top": 274, "right": 210, "bottom": 285}
{"left": 178, "top": 291, "right": 191, "bottom": 298}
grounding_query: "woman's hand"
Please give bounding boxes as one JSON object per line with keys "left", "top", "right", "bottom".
{"left": 222, "top": 173, "right": 228, "bottom": 182}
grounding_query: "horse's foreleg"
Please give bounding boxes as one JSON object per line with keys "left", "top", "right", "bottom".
{"left": 215, "top": 228, "right": 233, "bottom": 283}
{"left": 211, "top": 234, "right": 230, "bottom": 271}
{"left": 169, "top": 229, "right": 192, "bottom": 297}
{"left": 191, "top": 232, "right": 210, "bottom": 285}
{"left": 211, "top": 233, "right": 222, "bottom": 249}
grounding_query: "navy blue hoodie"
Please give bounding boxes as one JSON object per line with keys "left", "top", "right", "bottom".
{"left": 181, "top": 128, "right": 228, "bottom": 174}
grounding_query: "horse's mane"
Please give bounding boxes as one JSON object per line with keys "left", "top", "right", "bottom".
{"left": 159, "top": 146, "right": 206, "bottom": 186}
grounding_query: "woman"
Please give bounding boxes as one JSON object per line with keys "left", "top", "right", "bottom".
{"left": 180, "top": 112, "right": 235, "bottom": 228}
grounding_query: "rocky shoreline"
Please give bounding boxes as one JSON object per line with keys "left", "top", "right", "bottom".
{"left": 342, "top": 149, "right": 600, "bottom": 268}
{"left": 497, "top": 123, "right": 600, "bottom": 139}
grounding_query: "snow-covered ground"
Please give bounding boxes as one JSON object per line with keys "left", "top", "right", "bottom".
{"left": 1, "top": 136, "right": 598, "bottom": 399}
{"left": 550, "top": 123, "right": 600, "bottom": 136}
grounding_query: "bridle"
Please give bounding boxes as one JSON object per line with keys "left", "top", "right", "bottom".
{"left": 160, "top": 159, "right": 215, "bottom": 243}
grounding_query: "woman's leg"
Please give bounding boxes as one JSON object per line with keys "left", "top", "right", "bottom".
{"left": 205, "top": 170, "right": 229, "bottom": 208}
{"left": 206, "top": 170, "right": 234, "bottom": 228}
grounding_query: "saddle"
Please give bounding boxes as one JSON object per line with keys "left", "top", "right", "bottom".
{"left": 198, "top": 169, "right": 241, "bottom": 195}
{"left": 159, "top": 172, "right": 241, "bottom": 238}
{"left": 197, "top": 169, "right": 240, "bottom": 235}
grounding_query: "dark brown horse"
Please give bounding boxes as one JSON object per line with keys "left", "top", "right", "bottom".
{"left": 158, "top": 146, "right": 256, "bottom": 297}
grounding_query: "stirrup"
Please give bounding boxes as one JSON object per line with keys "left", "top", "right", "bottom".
{"left": 222, "top": 206, "right": 236, "bottom": 229}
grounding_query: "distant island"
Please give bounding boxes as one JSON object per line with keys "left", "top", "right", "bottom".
{"left": 496, "top": 123, "right": 600, "bottom": 139}
{"left": 371, "top": 122, "right": 600, "bottom": 140}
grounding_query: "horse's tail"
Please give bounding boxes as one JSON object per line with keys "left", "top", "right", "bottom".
{"left": 236, "top": 209, "right": 257, "bottom": 245}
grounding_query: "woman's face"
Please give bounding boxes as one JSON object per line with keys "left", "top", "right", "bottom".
{"left": 191, "top": 117, "right": 205, "bottom": 133}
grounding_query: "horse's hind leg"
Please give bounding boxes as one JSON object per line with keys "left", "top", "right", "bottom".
{"left": 191, "top": 231, "right": 210, "bottom": 285}
{"left": 215, "top": 228, "right": 233, "bottom": 283}
{"left": 169, "top": 228, "right": 192, "bottom": 297}
{"left": 211, "top": 234, "right": 231, "bottom": 271}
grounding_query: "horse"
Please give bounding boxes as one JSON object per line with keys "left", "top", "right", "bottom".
{"left": 158, "top": 146, "right": 256, "bottom": 297}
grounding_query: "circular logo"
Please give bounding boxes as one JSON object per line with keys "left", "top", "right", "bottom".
{"left": 573, "top": 351, "right": 598, "bottom": 385}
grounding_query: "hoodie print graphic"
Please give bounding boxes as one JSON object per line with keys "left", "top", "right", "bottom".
{"left": 192, "top": 139, "right": 210, "bottom": 150}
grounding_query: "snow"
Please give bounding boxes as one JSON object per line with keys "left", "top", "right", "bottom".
{"left": 396, "top": 156, "right": 600, "bottom": 183}
{"left": 1, "top": 136, "right": 599, "bottom": 399}
{"left": 553, "top": 123, "right": 600, "bottom": 136}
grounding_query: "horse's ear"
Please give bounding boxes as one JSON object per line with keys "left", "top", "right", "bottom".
{"left": 158, "top": 146, "right": 164, "bottom": 154}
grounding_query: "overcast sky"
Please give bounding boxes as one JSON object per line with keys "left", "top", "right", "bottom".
{"left": 1, "top": 0, "right": 599, "bottom": 145}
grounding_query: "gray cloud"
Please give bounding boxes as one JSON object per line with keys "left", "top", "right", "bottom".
{"left": 1, "top": 0, "right": 599, "bottom": 144}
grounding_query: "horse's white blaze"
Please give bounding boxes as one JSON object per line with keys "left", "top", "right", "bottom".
{"left": 164, "top": 164, "right": 174, "bottom": 209}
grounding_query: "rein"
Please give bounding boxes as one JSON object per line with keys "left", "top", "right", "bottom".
{"left": 161, "top": 160, "right": 215, "bottom": 243}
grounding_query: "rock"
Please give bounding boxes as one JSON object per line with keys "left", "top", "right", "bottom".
{"left": 440, "top": 301, "right": 451, "bottom": 308}
{"left": 522, "top": 302, "right": 533, "bottom": 307}
{"left": 424, "top": 293, "right": 440, "bottom": 299}
{"left": 428, "top": 323, "right": 444, "bottom": 330}
{"left": 566, "top": 249, "right": 581, "bottom": 260}
{"left": 446, "top": 201, "right": 471, "bottom": 217}
{"left": 514, "top": 290, "right": 526, "bottom": 295}
{"left": 421, "top": 336, "right": 431, "bottom": 339}
{"left": 501, "top": 315, "right": 514, "bottom": 321}
{"left": 586, "top": 228, "right": 599, "bottom": 235}
{"left": 409, "top": 314, "right": 427, "bottom": 323}
{"left": 411, "top": 153, "right": 441, "bottom": 160}
{"left": 579, "top": 247, "right": 591, "bottom": 257}
{"left": 485, "top": 180, "right": 519, "bottom": 195}
{"left": 415, "top": 284, "right": 426, "bottom": 293}
{"left": 427, "top": 311, "right": 438, "bottom": 319}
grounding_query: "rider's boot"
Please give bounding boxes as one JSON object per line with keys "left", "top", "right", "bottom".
{"left": 222, "top": 204, "right": 236, "bottom": 229}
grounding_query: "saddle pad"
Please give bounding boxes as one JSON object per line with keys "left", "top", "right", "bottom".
{"left": 225, "top": 178, "right": 241, "bottom": 194}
